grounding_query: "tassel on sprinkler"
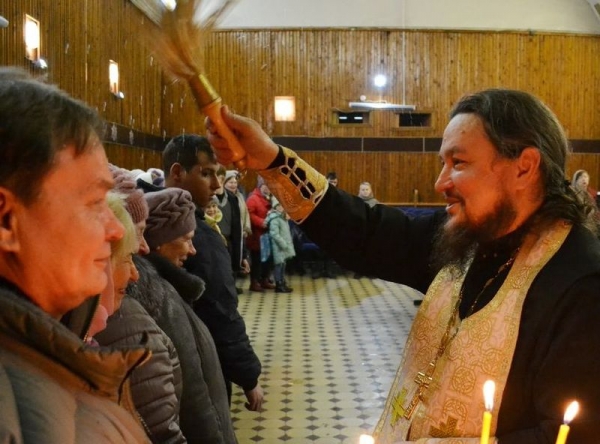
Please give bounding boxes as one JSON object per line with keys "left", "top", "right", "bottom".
{"left": 148, "top": 0, "right": 247, "bottom": 171}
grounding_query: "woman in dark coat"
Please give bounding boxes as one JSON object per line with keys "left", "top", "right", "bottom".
{"left": 141, "top": 188, "right": 237, "bottom": 444}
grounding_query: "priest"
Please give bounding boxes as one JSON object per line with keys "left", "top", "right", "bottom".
{"left": 206, "top": 89, "right": 600, "bottom": 443}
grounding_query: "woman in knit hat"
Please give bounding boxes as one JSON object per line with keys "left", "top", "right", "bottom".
{"left": 144, "top": 188, "right": 197, "bottom": 266}
{"left": 109, "top": 164, "right": 150, "bottom": 254}
{"left": 94, "top": 173, "right": 235, "bottom": 443}
{"left": 139, "top": 187, "right": 237, "bottom": 443}
{"left": 93, "top": 193, "right": 186, "bottom": 443}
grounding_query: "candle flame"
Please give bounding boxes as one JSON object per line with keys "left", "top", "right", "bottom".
{"left": 483, "top": 380, "right": 496, "bottom": 411}
{"left": 563, "top": 401, "right": 579, "bottom": 424}
{"left": 359, "top": 434, "right": 375, "bottom": 444}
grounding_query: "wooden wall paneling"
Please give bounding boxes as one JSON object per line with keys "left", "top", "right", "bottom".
{"left": 0, "top": 2, "right": 20, "bottom": 68}
{"left": 42, "top": 0, "right": 85, "bottom": 96}
{"left": 162, "top": 28, "right": 600, "bottom": 141}
{"left": 87, "top": 0, "right": 116, "bottom": 121}
{"left": 5, "top": 18, "right": 600, "bottom": 140}
{"left": 243, "top": 29, "right": 272, "bottom": 134}
{"left": 298, "top": 30, "right": 314, "bottom": 136}
{"left": 3, "top": 7, "right": 600, "bottom": 195}
{"left": 104, "top": 143, "right": 162, "bottom": 171}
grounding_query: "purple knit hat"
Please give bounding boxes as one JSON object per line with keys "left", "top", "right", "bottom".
{"left": 144, "top": 188, "right": 196, "bottom": 250}
{"left": 109, "top": 164, "right": 149, "bottom": 224}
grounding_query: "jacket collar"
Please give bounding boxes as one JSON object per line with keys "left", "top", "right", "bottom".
{"left": 144, "top": 252, "right": 205, "bottom": 304}
{"left": 0, "top": 286, "right": 149, "bottom": 401}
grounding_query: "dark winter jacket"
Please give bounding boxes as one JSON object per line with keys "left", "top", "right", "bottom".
{"left": 95, "top": 296, "right": 185, "bottom": 444}
{"left": 129, "top": 254, "right": 236, "bottom": 444}
{"left": 184, "top": 211, "right": 262, "bottom": 392}
{"left": 0, "top": 279, "right": 151, "bottom": 444}
{"left": 217, "top": 189, "right": 245, "bottom": 272}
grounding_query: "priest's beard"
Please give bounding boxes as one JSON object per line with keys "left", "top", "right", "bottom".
{"left": 431, "top": 196, "right": 518, "bottom": 276}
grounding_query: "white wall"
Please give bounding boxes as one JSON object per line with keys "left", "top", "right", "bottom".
{"left": 213, "top": 0, "right": 600, "bottom": 34}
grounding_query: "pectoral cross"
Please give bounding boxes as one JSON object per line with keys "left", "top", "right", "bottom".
{"left": 390, "top": 364, "right": 435, "bottom": 426}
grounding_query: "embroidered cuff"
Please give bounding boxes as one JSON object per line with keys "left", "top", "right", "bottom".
{"left": 258, "top": 146, "right": 328, "bottom": 223}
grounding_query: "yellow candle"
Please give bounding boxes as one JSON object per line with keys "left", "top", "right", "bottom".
{"left": 481, "top": 411, "right": 492, "bottom": 444}
{"left": 480, "top": 380, "right": 495, "bottom": 444}
{"left": 555, "top": 424, "right": 570, "bottom": 444}
{"left": 555, "top": 401, "right": 579, "bottom": 444}
{"left": 359, "top": 434, "right": 375, "bottom": 444}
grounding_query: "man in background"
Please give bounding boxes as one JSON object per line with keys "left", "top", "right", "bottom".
{"left": 162, "top": 134, "right": 264, "bottom": 412}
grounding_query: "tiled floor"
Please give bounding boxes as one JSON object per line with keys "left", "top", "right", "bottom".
{"left": 231, "top": 273, "right": 423, "bottom": 443}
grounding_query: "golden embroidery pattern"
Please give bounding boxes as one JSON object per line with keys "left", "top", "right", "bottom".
{"left": 391, "top": 247, "right": 520, "bottom": 424}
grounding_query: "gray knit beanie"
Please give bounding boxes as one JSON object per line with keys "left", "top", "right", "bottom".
{"left": 144, "top": 188, "right": 196, "bottom": 249}
{"left": 224, "top": 170, "right": 238, "bottom": 185}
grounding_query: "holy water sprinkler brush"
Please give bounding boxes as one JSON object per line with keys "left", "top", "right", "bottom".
{"left": 149, "top": 0, "right": 246, "bottom": 170}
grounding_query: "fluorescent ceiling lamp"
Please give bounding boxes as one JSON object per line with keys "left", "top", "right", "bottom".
{"left": 373, "top": 74, "right": 387, "bottom": 88}
{"left": 349, "top": 101, "right": 416, "bottom": 111}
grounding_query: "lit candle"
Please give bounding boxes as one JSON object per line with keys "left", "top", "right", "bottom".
{"left": 480, "top": 380, "right": 495, "bottom": 444}
{"left": 359, "top": 434, "right": 375, "bottom": 444}
{"left": 555, "top": 401, "right": 579, "bottom": 444}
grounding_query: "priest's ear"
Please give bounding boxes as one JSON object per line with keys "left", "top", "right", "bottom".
{"left": 0, "top": 187, "right": 19, "bottom": 252}
{"left": 514, "top": 147, "right": 542, "bottom": 190}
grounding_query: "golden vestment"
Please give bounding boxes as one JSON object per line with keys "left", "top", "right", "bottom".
{"left": 374, "top": 221, "right": 571, "bottom": 444}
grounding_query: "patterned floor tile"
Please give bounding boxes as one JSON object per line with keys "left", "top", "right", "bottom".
{"left": 232, "top": 273, "right": 421, "bottom": 443}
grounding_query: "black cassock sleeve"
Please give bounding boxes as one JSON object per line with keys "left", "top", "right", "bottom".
{"left": 301, "top": 185, "right": 447, "bottom": 294}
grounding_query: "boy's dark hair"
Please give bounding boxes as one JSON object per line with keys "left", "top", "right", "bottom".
{"left": 162, "top": 134, "right": 216, "bottom": 177}
{"left": 326, "top": 171, "right": 337, "bottom": 180}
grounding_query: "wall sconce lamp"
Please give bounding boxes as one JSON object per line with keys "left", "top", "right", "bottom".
{"left": 274, "top": 96, "right": 296, "bottom": 122}
{"left": 0, "top": 15, "right": 9, "bottom": 28}
{"left": 109, "top": 60, "right": 125, "bottom": 99}
{"left": 24, "top": 14, "right": 47, "bottom": 69}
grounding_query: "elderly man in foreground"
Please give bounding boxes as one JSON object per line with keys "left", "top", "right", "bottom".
{"left": 0, "top": 72, "right": 150, "bottom": 442}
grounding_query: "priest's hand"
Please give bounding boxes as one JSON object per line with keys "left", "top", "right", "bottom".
{"left": 206, "top": 106, "right": 279, "bottom": 170}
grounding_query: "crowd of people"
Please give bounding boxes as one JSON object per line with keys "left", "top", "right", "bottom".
{"left": 1, "top": 65, "right": 600, "bottom": 444}
{"left": 0, "top": 69, "right": 261, "bottom": 444}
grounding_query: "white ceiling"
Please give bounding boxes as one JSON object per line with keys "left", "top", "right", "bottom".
{"left": 208, "top": 0, "right": 600, "bottom": 34}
